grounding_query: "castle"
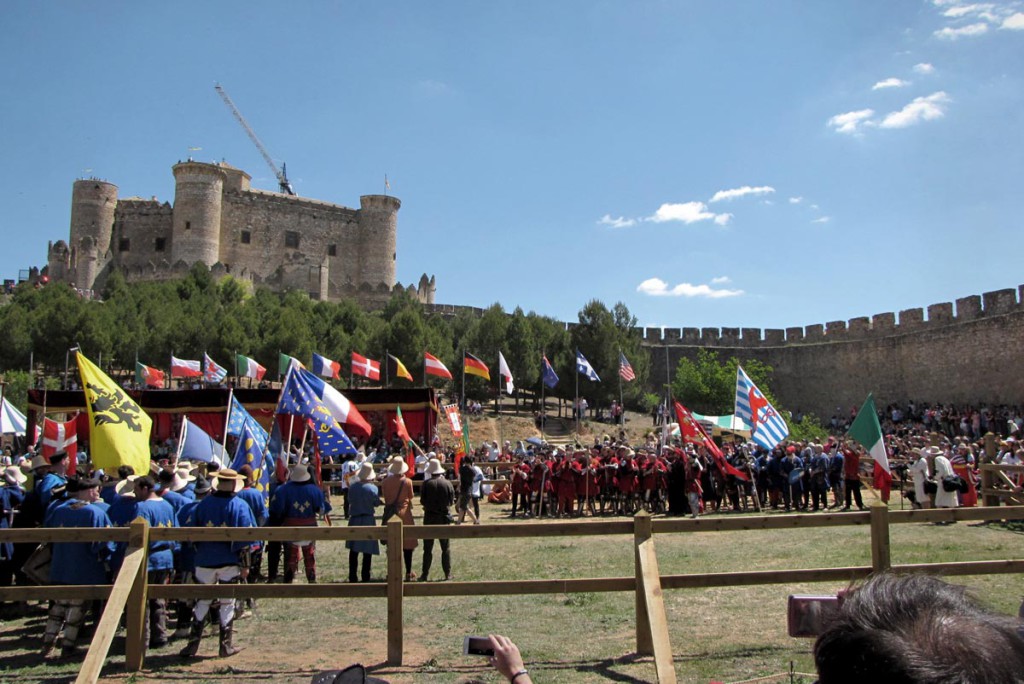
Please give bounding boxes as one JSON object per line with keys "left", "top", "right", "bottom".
{"left": 45, "top": 160, "right": 436, "bottom": 308}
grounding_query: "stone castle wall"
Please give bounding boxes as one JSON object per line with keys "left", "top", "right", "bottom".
{"left": 639, "top": 286, "right": 1024, "bottom": 420}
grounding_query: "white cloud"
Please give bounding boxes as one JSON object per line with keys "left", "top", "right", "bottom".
{"left": 810, "top": 204, "right": 820, "bottom": 210}
{"left": 1002, "top": 12, "right": 1024, "bottom": 29}
{"left": 811, "top": 216, "right": 831, "bottom": 224}
{"left": 879, "top": 91, "right": 951, "bottom": 128}
{"left": 827, "top": 108, "right": 875, "bottom": 134}
{"left": 637, "top": 277, "right": 744, "bottom": 299}
{"left": 872, "top": 77, "right": 910, "bottom": 90}
{"left": 934, "top": 22, "right": 989, "bottom": 38}
{"left": 789, "top": 197, "right": 803, "bottom": 204}
{"left": 943, "top": 3, "right": 996, "bottom": 18}
{"left": 714, "top": 213, "right": 733, "bottom": 226}
{"left": 647, "top": 201, "right": 730, "bottom": 225}
{"left": 709, "top": 185, "right": 776, "bottom": 203}
{"left": 598, "top": 214, "right": 636, "bottom": 229}
{"left": 710, "top": 276, "right": 732, "bottom": 284}
{"left": 913, "top": 62, "right": 935, "bottom": 74}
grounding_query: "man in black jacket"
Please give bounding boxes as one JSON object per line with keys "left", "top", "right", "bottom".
{"left": 419, "top": 458, "right": 455, "bottom": 582}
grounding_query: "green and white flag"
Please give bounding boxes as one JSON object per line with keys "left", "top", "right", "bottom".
{"left": 847, "top": 393, "right": 889, "bottom": 473}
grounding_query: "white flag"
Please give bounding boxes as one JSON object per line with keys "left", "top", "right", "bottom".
{"left": 498, "top": 351, "right": 514, "bottom": 395}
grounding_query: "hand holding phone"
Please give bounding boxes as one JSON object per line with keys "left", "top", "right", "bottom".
{"left": 462, "top": 635, "right": 495, "bottom": 657}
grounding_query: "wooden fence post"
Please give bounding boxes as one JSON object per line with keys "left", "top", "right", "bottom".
{"left": 982, "top": 433, "right": 999, "bottom": 506}
{"left": 869, "top": 503, "right": 890, "bottom": 574}
{"left": 634, "top": 511, "right": 653, "bottom": 656}
{"left": 386, "top": 519, "right": 404, "bottom": 666}
{"left": 125, "top": 517, "right": 150, "bottom": 671}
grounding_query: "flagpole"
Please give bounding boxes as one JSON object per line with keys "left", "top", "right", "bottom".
{"left": 539, "top": 352, "right": 546, "bottom": 441}
{"left": 349, "top": 353, "right": 354, "bottom": 389}
{"left": 221, "top": 388, "right": 234, "bottom": 458}
{"left": 385, "top": 348, "right": 390, "bottom": 386}
{"left": 277, "top": 349, "right": 282, "bottom": 384}
{"left": 574, "top": 349, "right": 579, "bottom": 437}
{"left": 494, "top": 349, "right": 499, "bottom": 417}
{"left": 618, "top": 347, "right": 624, "bottom": 427}
{"left": 460, "top": 348, "right": 465, "bottom": 412}
{"left": 234, "top": 350, "right": 239, "bottom": 386}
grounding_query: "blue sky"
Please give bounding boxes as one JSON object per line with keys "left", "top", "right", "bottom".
{"left": 2, "top": 1, "right": 1022, "bottom": 330}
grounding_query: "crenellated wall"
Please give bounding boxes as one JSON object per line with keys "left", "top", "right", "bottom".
{"left": 639, "top": 287, "right": 1024, "bottom": 419}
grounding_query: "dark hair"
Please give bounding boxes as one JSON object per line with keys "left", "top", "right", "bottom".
{"left": 117, "top": 465, "right": 135, "bottom": 479}
{"left": 814, "top": 573, "right": 1024, "bottom": 684}
{"left": 135, "top": 476, "right": 156, "bottom": 490}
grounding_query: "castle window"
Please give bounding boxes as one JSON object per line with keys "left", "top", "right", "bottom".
{"left": 241, "top": 230, "right": 251, "bottom": 244}
{"left": 285, "top": 231, "right": 300, "bottom": 249}
{"left": 154, "top": 237, "right": 166, "bottom": 252}
{"left": 119, "top": 238, "right": 130, "bottom": 252}
{"left": 185, "top": 221, "right": 191, "bottom": 231}
{"left": 327, "top": 244, "right": 337, "bottom": 257}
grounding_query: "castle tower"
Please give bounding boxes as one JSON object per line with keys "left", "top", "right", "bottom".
{"left": 170, "top": 161, "right": 225, "bottom": 266}
{"left": 356, "top": 195, "right": 400, "bottom": 287}
{"left": 69, "top": 179, "right": 118, "bottom": 289}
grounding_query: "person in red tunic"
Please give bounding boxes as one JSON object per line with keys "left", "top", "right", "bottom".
{"left": 510, "top": 457, "right": 532, "bottom": 518}
{"left": 617, "top": 449, "right": 638, "bottom": 515}
{"left": 576, "top": 452, "right": 599, "bottom": 517}
{"left": 554, "top": 452, "right": 578, "bottom": 517}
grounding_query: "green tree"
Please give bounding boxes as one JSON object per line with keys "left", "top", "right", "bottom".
{"left": 671, "top": 349, "right": 777, "bottom": 415}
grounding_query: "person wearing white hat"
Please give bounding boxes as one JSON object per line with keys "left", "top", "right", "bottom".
{"left": 419, "top": 458, "right": 455, "bottom": 582}
{"left": 178, "top": 468, "right": 256, "bottom": 659}
{"left": 379, "top": 456, "right": 419, "bottom": 581}
{"left": 345, "top": 462, "right": 381, "bottom": 583}
{"left": 909, "top": 448, "right": 932, "bottom": 509}
{"left": 268, "top": 463, "right": 331, "bottom": 584}
{"left": 932, "top": 446, "right": 960, "bottom": 513}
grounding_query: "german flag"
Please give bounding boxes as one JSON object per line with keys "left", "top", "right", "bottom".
{"left": 463, "top": 352, "right": 490, "bottom": 381}
{"left": 388, "top": 354, "right": 413, "bottom": 382}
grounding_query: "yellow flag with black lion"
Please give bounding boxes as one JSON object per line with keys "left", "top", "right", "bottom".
{"left": 76, "top": 351, "right": 153, "bottom": 476}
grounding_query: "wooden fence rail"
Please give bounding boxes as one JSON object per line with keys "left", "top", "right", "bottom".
{"left": 3, "top": 503, "right": 1023, "bottom": 684}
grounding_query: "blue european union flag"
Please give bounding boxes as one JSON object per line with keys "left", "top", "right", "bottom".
{"left": 542, "top": 355, "right": 559, "bottom": 389}
{"left": 226, "top": 399, "right": 268, "bottom": 454}
{"left": 277, "top": 368, "right": 358, "bottom": 456}
{"left": 231, "top": 420, "right": 272, "bottom": 504}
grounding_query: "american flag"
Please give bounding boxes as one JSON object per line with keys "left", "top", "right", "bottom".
{"left": 618, "top": 352, "right": 636, "bottom": 382}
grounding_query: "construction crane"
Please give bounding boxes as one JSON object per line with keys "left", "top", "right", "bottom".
{"left": 214, "top": 83, "right": 296, "bottom": 195}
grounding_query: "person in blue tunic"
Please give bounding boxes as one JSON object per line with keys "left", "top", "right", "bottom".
{"left": 269, "top": 463, "right": 331, "bottom": 584}
{"left": 0, "top": 467, "right": 27, "bottom": 596}
{"left": 42, "top": 477, "right": 115, "bottom": 658}
{"left": 38, "top": 452, "right": 70, "bottom": 510}
{"left": 157, "top": 469, "right": 190, "bottom": 517}
{"left": 171, "top": 475, "right": 211, "bottom": 639}
{"left": 345, "top": 462, "right": 381, "bottom": 583}
{"left": 178, "top": 468, "right": 256, "bottom": 659}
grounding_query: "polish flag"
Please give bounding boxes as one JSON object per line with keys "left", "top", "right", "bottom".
{"left": 171, "top": 356, "right": 203, "bottom": 378}
{"left": 42, "top": 417, "right": 78, "bottom": 475}
{"left": 351, "top": 352, "right": 381, "bottom": 381}
{"left": 424, "top": 352, "right": 452, "bottom": 380}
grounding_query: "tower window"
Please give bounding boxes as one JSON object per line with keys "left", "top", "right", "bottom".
{"left": 241, "top": 230, "right": 251, "bottom": 244}
{"left": 185, "top": 221, "right": 191, "bottom": 231}
{"left": 119, "top": 238, "right": 131, "bottom": 252}
{"left": 154, "top": 237, "right": 166, "bottom": 252}
{"left": 327, "top": 244, "right": 337, "bottom": 256}
{"left": 285, "top": 231, "right": 300, "bottom": 249}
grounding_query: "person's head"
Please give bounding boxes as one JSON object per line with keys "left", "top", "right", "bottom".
{"left": 157, "top": 469, "right": 175, "bottom": 495}
{"left": 3, "top": 465, "right": 27, "bottom": 488}
{"left": 133, "top": 475, "right": 158, "bottom": 500}
{"left": 49, "top": 451, "right": 69, "bottom": 473}
{"left": 425, "top": 458, "right": 445, "bottom": 478}
{"left": 214, "top": 468, "right": 245, "bottom": 494}
{"left": 237, "top": 464, "right": 255, "bottom": 487}
{"left": 192, "top": 475, "right": 213, "bottom": 498}
{"left": 74, "top": 477, "right": 102, "bottom": 503}
{"left": 814, "top": 573, "right": 1024, "bottom": 684}
{"left": 117, "top": 465, "right": 136, "bottom": 480}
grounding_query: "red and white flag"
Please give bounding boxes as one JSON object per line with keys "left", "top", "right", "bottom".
{"left": 443, "top": 404, "right": 464, "bottom": 438}
{"left": 674, "top": 400, "right": 748, "bottom": 481}
{"left": 424, "top": 352, "right": 452, "bottom": 380}
{"left": 350, "top": 352, "right": 381, "bottom": 381}
{"left": 42, "top": 417, "right": 78, "bottom": 475}
{"left": 498, "top": 351, "right": 514, "bottom": 395}
{"left": 171, "top": 356, "right": 202, "bottom": 378}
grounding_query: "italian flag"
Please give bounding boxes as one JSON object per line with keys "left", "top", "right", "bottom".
{"left": 847, "top": 393, "right": 890, "bottom": 473}
{"left": 237, "top": 354, "right": 266, "bottom": 381}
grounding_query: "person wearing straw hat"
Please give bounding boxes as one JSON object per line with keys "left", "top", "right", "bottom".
{"left": 269, "top": 462, "right": 331, "bottom": 584}
{"left": 379, "top": 456, "right": 418, "bottom": 581}
{"left": 419, "top": 458, "right": 455, "bottom": 582}
{"left": 179, "top": 468, "right": 256, "bottom": 659}
{"left": 345, "top": 462, "right": 381, "bottom": 583}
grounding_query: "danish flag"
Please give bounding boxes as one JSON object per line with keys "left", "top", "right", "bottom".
{"left": 42, "top": 417, "right": 78, "bottom": 475}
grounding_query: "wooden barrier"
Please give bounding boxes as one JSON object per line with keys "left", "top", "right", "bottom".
{"left": 6, "top": 504, "right": 1024, "bottom": 684}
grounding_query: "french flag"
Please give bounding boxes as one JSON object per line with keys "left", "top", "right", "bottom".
{"left": 312, "top": 352, "right": 341, "bottom": 380}
{"left": 295, "top": 367, "right": 372, "bottom": 438}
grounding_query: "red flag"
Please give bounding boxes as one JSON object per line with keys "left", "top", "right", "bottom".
{"left": 673, "top": 400, "right": 748, "bottom": 481}
{"left": 394, "top": 406, "right": 416, "bottom": 473}
{"left": 443, "top": 404, "right": 463, "bottom": 438}
{"left": 350, "top": 352, "right": 381, "bottom": 381}
{"left": 424, "top": 352, "right": 453, "bottom": 380}
{"left": 42, "top": 417, "right": 78, "bottom": 476}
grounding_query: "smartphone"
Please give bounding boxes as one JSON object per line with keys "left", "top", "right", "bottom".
{"left": 787, "top": 595, "right": 841, "bottom": 638}
{"left": 463, "top": 635, "right": 495, "bottom": 657}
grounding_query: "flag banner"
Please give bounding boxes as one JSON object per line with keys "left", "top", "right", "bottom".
{"left": 279, "top": 353, "right": 303, "bottom": 376}
{"left": 236, "top": 354, "right": 266, "bottom": 381}
{"left": 674, "top": 400, "right": 748, "bottom": 481}
{"left": 576, "top": 351, "right": 601, "bottom": 382}
{"left": 42, "top": 417, "right": 78, "bottom": 475}
{"left": 734, "top": 365, "right": 789, "bottom": 450}
{"left": 542, "top": 355, "right": 559, "bottom": 388}
{"left": 350, "top": 352, "right": 381, "bottom": 381}
{"left": 177, "top": 416, "right": 227, "bottom": 464}
{"left": 226, "top": 398, "right": 269, "bottom": 455}
{"left": 394, "top": 406, "right": 416, "bottom": 473}
{"left": 313, "top": 352, "right": 343, "bottom": 380}
{"left": 847, "top": 393, "right": 890, "bottom": 473}
{"left": 498, "top": 351, "right": 514, "bottom": 395}
{"left": 277, "top": 368, "right": 359, "bottom": 455}
{"left": 464, "top": 352, "right": 490, "bottom": 380}
{"left": 171, "top": 355, "right": 202, "bottom": 378}
{"left": 619, "top": 352, "right": 636, "bottom": 382}
{"left": 77, "top": 351, "right": 152, "bottom": 475}
{"left": 136, "top": 362, "right": 166, "bottom": 388}
{"left": 443, "top": 404, "right": 464, "bottom": 438}
{"left": 231, "top": 419, "right": 272, "bottom": 504}
{"left": 268, "top": 419, "right": 288, "bottom": 483}
{"left": 388, "top": 354, "right": 413, "bottom": 382}
{"left": 203, "top": 353, "right": 228, "bottom": 383}
{"left": 424, "top": 352, "right": 453, "bottom": 379}
{"left": 292, "top": 367, "right": 372, "bottom": 438}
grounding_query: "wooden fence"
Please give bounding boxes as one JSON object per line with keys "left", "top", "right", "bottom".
{"left": 2, "top": 504, "right": 1024, "bottom": 684}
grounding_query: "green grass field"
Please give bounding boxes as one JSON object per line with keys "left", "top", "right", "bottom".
{"left": 2, "top": 501, "right": 1022, "bottom": 684}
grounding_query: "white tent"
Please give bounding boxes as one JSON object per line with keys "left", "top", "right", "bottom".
{"left": 0, "top": 398, "right": 29, "bottom": 435}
